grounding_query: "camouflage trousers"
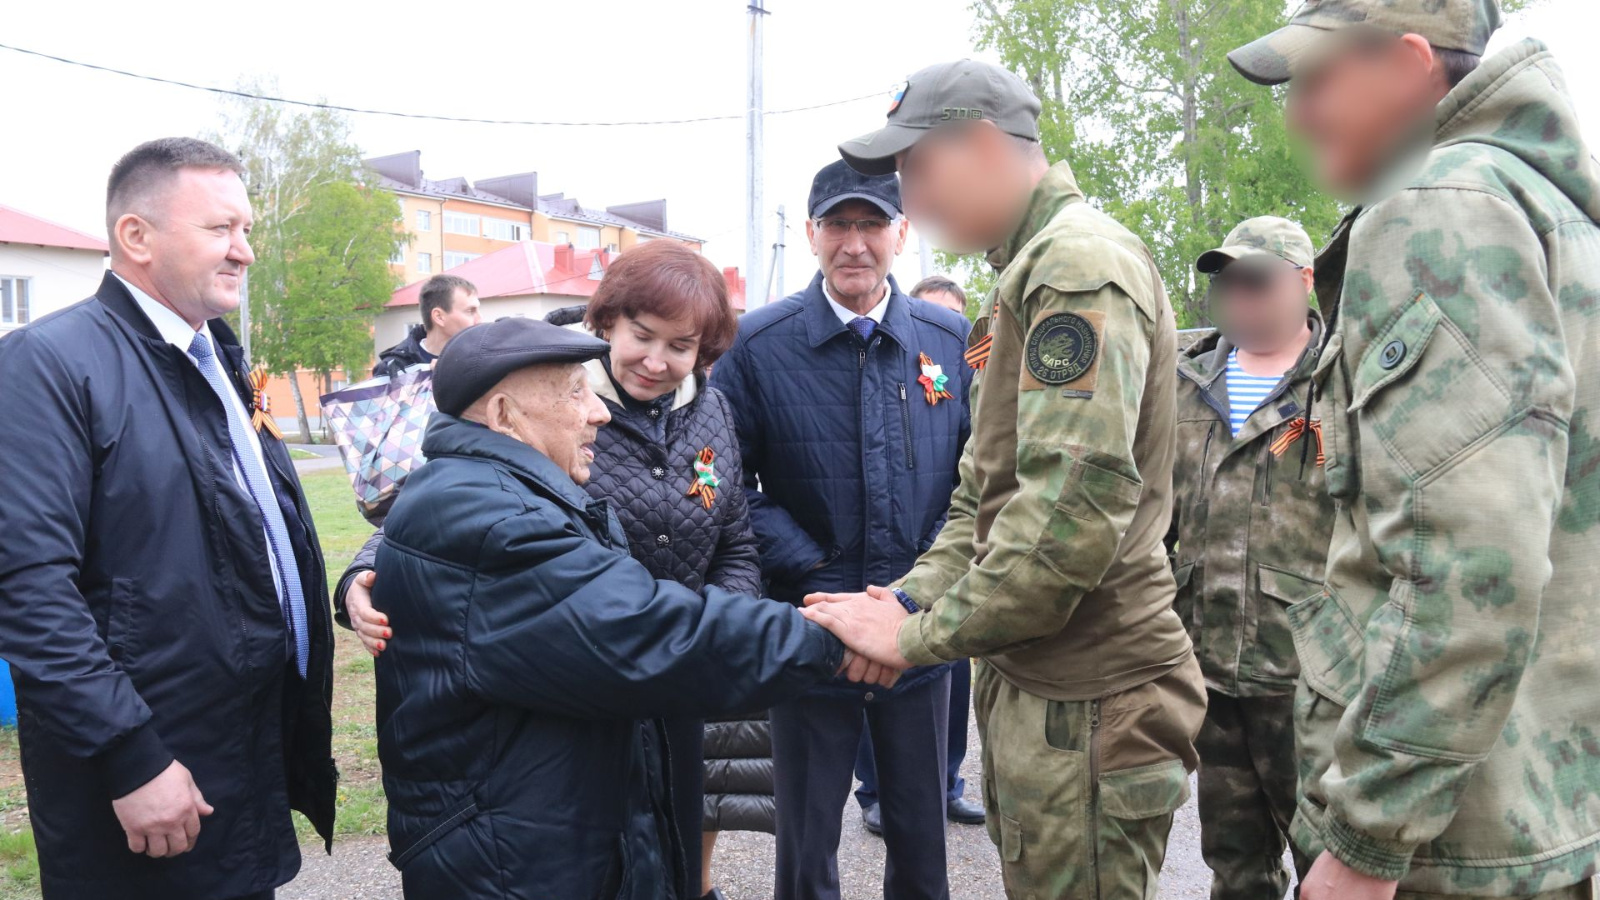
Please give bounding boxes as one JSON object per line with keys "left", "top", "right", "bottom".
{"left": 972, "top": 655, "right": 1207, "bottom": 900}
{"left": 1195, "top": 690, "right": 1310, "bottom": 900}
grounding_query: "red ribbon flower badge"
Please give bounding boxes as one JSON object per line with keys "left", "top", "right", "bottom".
{"left": 687, "top": 447, "right": 721, "bottom": 509}
{"left": 917, "top": 353, "right": 954, "bottom": 406}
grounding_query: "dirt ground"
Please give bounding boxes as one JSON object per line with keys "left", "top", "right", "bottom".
{"left": 280, "top": 708, "right": 1248, "bottom": 900}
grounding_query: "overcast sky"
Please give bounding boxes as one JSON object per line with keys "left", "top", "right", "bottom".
{"left": 3, "top": 0, "right": 1596, "bottom": 301}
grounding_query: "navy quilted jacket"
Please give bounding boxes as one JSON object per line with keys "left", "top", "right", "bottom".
{"left": 372, "top": 415, "right": 842, "bottom": 899}
{"left": 711, "top": 274, "right": 972, "bottom": 690}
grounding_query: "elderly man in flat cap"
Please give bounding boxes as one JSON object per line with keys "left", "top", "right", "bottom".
{"left": 369, "top": 318, "right": 866, "bottom": 900}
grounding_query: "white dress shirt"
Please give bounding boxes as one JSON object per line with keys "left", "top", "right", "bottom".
{"left": 117, "top": 274, "right": 286, "bottom": 599}
{"left": 823, "top": 279, "right": 891, "bottom": 327}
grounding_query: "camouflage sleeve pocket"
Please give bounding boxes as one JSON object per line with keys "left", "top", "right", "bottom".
{"left": 1349, "top": 291, "right": 1515, "bottom": 480}
{"left": 1056, "top": 450, "right": 1144, "bottom": 523}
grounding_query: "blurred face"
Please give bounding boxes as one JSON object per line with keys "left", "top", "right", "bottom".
{"left": 113, "top": 167, "right": 255, "bottom": 327}
{"left": 917, "top": 288, "right": 965, "bottom": 314}
{"left": 897, "top": 122, "right": 1034, "bottom": 254}
{"left": 1207, "top": 258, "right": 1315, "bottom": 353}
{"left": 806, "top": 199, "right": 908, "bottom": 304}
{"left": 1287, "top": 33, "right": 1447, "bottom": 196}
{"left": 483, "top": 364, "right": 612, "bottom": 484}
{"left": 605, "top": 312, "right": 700, "bottom": 402}
{"left": 431, "top": 289, "right": 482, "bottom": 342}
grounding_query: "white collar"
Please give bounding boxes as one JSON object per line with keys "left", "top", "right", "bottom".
{"left": 115, "top": 273, "right": 213, "bottom": 355}
{"left": 822, "top": 279, "right": 891, "bottom": 326}
{"left": 583, "top": 355, "right": 699, "bottom": 412}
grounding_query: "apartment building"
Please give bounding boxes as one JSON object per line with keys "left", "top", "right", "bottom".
{"left": 368, "top": 151, "right": 704, "bottom": 287}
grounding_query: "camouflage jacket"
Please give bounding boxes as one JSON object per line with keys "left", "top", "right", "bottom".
{"left": 1292, "top": 40, "right": 1600, "bottom": 892}
{"left": 896, "top": 162, "right": 1193, "bottom": 701}
{"left": 1170, "top": 315, "right": 1335, "bottom": 698}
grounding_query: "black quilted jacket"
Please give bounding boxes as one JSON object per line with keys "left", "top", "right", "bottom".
{"left": 582, "top": 361, "right": 779, "bottom": 834}
{"left": 582, "top": 361, "right": 761, "bottom": 595}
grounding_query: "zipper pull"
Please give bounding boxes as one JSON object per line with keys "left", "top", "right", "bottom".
{"left": 899, "top": 383, "right": 907, "bottom": 401}
{"left": 859, "top": 349, "right": 866, "bottom": 370}
{"left": 1089, "top": 700, "right": 1101, "bottom": 729}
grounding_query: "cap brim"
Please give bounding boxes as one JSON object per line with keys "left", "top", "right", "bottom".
{"left": 1196, "top": 247, "right": 1280, "bottom": 274}
{"left": 838, "top": 123, "right": 929, "bottom": 177}
{"left": 1227, "top": 23, "right": 1328, "bottom": 86}
{"left": 812, "top": 191, "right": 901, "bottom": 219}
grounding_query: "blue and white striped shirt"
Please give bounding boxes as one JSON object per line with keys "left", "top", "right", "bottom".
{"left": 1224, "top": 349, "right": 1284, "bottom": 437}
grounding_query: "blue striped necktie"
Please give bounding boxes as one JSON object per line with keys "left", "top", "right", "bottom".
{"left": 188, "top": 332, "right": 309, "bottom": 677}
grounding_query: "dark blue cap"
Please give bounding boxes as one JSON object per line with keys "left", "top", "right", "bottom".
{"left": 433, "top": 318, "right": 610, "bottom": 416}
{"left": 807, "top": 159, "right": 902, "bottom": 219}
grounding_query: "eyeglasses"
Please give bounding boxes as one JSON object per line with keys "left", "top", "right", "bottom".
{"left": 814, "top": 217, "right": 897, "bottom": 238}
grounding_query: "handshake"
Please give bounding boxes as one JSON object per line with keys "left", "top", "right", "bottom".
{"left": 801, "top": 585, "right": 916, "bottom": 690}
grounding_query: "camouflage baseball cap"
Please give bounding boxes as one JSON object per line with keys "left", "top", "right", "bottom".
{"left": 839, "top": 60, "right": 1042, "bottom": 176}
{"left": 1196, "top": 216, "right": 1315, "bottom": 274}
{"left": 1229, "top": 0, "right": 1504, "bottom": 86}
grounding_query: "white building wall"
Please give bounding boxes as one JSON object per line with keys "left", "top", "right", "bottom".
{"left": 0, "top": 243, "right": 108, "bottom": 336}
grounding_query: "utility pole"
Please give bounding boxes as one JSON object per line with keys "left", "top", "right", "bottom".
{"left": 745, "top": 0, "right": 768, "bottom": 308}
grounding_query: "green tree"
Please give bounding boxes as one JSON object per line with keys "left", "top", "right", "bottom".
{"left": 969, "top": 0, "right": 1344, "bottom": 326}
{"left": 959, "top": 0, "right": 1544, "bottom": 325}
{"left": 250, "top": 180, "right": 403, "bottom": 439}
{"left": 207, "top": 83, "right": 405, "bottom": 441}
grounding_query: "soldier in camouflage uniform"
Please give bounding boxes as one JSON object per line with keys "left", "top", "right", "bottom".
{"left": 803, "top": 60, "right": 1206, "bottom": 900}
{"left": 1171, "top": 216, "right": 1336, "bottom": 900}
{"left": 1229, "top": 2, "right": 1600, "bottom": 899}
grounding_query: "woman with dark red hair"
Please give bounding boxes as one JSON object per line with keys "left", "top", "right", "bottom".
{"left": 574, "top": 240, "right": 769, "bottom": 900}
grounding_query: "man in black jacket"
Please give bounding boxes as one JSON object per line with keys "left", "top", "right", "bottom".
{"left": 373, "top": 317, "right": 860, "bottom": 898}
{"left": 371, "top": 273, "right": 480, "bottom": 377}
{"left": 0, "top": 137, "right": 336, "bottom": 899}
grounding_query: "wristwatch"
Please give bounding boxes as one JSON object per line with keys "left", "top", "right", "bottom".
{"left": 890, "top": 588, "right": 921, "bottom": 615}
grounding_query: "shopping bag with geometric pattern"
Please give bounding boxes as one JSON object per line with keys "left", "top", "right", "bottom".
{"left": 319, "top": 365, "right": 435, "bottom": 525}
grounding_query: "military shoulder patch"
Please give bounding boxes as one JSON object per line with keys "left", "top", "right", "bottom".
{"left": 1024, "top": 312, "right": 1099, "bottom": 386}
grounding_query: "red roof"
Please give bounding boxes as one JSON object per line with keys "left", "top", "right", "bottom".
{"left": 390, "top": 239, "right": 757, "bottom": 313}
{"left": 390, "top": 241, "right": 615, "bottom": 307}
{"left": 0, "top": 204, "right": 109, "bottom": 253}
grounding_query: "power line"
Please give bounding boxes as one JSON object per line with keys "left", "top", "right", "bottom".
{"left": 0, "top": 42, "right": 882, "bottom": 127}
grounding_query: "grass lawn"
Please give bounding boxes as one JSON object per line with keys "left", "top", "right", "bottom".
{"left": 0, "top": 468, "right": 385, "bottom": 899}
{"left": 288, "top": 448, "right": 322, "bottom": 461}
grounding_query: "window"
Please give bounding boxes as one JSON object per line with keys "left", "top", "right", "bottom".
{"left": 484, "top": 218, "right": 527, "bottom": 242}
{"left": 394, "top": 194, "right": 405, "bottom": 221}
{"left": 576, "top": 226, "right": 602, "bottom": 250}
{"left": 605, "top": 243, "right": 620, "bottom": 254}
{"left": 417, "top": 210, "right": 432, "bottom": 232}
{"left": 444, "top": 251, "right": 481, "bottom": 269}
{"left": 389, "top": 246, "right": 405, "bottom": 266}
{"left": 417, "top": 252, "right": 433, "bottom": 274}
{"left": 443, "top": 212, "right": 481, "bottom": 236}
{"left": 0, "top": 276, "right": 29, "bottom": 326}
{"left": 554, "top": 230, "right": 571, "bottom": 244}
